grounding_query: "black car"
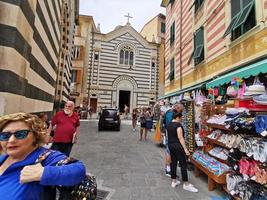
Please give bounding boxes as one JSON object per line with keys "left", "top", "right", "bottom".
{"left": 98, "top": 108, "right": 121, "bottom": 131}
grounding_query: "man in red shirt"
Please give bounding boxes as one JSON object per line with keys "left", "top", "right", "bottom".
{"left": 51, "top": 101, "right": 80, "bottom": 156}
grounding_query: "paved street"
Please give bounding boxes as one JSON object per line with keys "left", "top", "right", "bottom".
{"left": 71, "top": 120, "right": 225, "bottom": 200}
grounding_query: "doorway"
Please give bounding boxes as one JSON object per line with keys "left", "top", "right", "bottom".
{"left": 90, "top": 98, "right": 97, "bottom": 113}
{"left": 119, "top": 90, "right": 130, "bottom": 113}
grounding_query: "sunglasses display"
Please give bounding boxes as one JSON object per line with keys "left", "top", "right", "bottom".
{"left": 181, "top": 100, "right": 196, "bottom": 153}
{"left": 0, "top": 130, "right": 30, "bottom": 141}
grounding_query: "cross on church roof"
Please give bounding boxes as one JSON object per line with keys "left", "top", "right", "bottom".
{"left": 124, "top": 13, "right": 133, "bottom": 25}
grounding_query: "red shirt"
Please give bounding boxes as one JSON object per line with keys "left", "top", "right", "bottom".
{"left": 51, "top": 111, "right": 80, "bottom": 143}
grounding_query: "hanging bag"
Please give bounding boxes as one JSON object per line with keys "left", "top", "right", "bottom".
{"left": 36, "top": 150, "right": 97, "bottom": 200}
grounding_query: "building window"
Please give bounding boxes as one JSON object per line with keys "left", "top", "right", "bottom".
{"left": 195, "top": 0, "right": 204, "bottom": 13}
{"left": 152, "top": 62, "right": 155, "bottom": 68}
{"left": 129, "top": 51, "right": 134, "bottom": 66}
{"left": 188, "top": 27, "right": 204, "bottom": 65}
{"left": 119, "top": 46, "right": 134, "bottom": 66}
{"left": 170, "top": 21, "right": 175, "bottom": 46}
{"left": 71, "top": 70, "right": 77, "bottom": 82}
{"left": 169, "top": 58, "right": 175, "bottom": 82}
{"left": 94, "top": 53, "right": 99, "bottom": 60}
{"left": 169, "top": 0, "right": 175, "bottom": 6}
{"left": 73, "top": 45, "right": 80, "bottom": 59}
{"left": 161, "top": 22, "right": 166, "bottom": 33}
{"left": 223, "top": 0, "right": 255, "bottom": 40}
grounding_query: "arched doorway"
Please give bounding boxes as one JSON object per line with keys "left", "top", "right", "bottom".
{"left": 117, "top": 79, "right": 133, "bottom": 113}
{"left": 113, "top": 75, "right": 138, "bottom": 113}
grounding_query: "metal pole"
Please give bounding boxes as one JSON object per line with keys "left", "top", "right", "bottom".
{"left": 87, "top": 31, "right": 94, "bottom": 110}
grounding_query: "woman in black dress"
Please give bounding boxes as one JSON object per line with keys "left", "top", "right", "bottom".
{"left": 166, "top": 112, "right": 198, "bottom": 192}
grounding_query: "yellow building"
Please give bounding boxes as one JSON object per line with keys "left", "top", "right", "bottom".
{"left": 140, "top": 13, "right": 166, "bottom": 98}
{"left": 70, "top": 15, "right": 97, "bottom": 107}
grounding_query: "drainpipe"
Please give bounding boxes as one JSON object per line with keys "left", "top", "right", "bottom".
{"left": 179, "top": 0, "right": 183, "bottom": 90}
{"left": 87, "top": 31, "right": 94, "bottom": 109}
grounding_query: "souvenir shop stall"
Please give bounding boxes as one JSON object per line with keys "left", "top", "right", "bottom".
{"left": 190, "top": 74, "right": 267, "bottom": 200}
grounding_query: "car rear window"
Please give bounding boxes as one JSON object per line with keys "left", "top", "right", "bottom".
{"left": 102, "top": 110, "right": 117, "bottom": 117}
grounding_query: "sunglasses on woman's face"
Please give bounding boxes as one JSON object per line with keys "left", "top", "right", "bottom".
{"left": 0, "top": 130, "right": 31, "bottom": 141}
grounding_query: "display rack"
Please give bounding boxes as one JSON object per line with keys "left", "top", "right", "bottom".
{"left": 192, "top": 120, "right": 232, "bottom": 191}
{"left": 191, "top": 157, "right": 227, "bottom": 191}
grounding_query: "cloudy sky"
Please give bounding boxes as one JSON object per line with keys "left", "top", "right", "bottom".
{"left": 79, "top": 0, "right": 165, "bottom": 33}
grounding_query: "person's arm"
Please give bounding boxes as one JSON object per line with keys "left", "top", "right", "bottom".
{"left": 40, "top": 160, "right": 86, "bottom": 186}
{"left": 20, "top": 151, "right": 86, "bottom": 186}
{"left": 73, "top": 116, "right": 80, "bottom": 143}
{"left": 177, "top": 127, "right": 190, "bottom": 156}
{"left": 51, "top": 113, "right": 58, "bottom": 127}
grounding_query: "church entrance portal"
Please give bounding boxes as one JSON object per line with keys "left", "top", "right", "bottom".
{"left": 119, "top": 90, "right": 130, "bottom": 113}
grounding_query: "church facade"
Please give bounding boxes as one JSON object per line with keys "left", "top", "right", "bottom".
{"left": 88, "top": 23, "right": 159, "bottom": 113}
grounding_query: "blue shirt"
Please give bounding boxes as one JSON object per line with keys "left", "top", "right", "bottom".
{"left": 0, "top": 147, "right": 86, "bottom": 200}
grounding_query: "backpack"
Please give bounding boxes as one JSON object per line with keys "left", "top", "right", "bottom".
{"left": 36, "top": 150, "right": 97, "bottom": 200}
{"left": 163, "top": 109, "right": 174, "bottom": 127}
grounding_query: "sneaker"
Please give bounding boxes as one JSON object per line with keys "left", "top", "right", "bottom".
{"left": 183, "top": 183, "right": 198, "bottom": 192}
{"left": 171, "top": 180, "right": 181, "bottom": 188}
{"left": 165, "top": 170, "right": 171, "bottom": 177}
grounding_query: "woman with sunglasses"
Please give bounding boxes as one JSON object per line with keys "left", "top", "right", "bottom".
{"left": 0, "top": 112, "right": 86, "bottom": 200}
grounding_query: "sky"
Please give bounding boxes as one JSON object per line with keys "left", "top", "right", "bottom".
{"left": 79, "top": 0, "right": 165, "bottom": 33}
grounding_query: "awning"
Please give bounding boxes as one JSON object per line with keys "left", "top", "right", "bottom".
{"left": 159, "top": 81, "right": 207, "bottom": 99}
{"left": 206, "top": 58, "right": 267, "bottom": 88}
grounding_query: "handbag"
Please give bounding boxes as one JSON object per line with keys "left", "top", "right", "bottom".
{"left": 36, "top": 150, "right": 97, "bottom": 200}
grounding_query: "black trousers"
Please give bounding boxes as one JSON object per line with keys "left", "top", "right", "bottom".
{"left": 168, "top": 143, "right": 188, "bottom": 181}
{"left": 51, "top": 142, "right": 73, "bottom": 156}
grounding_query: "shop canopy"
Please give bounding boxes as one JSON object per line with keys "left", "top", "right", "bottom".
{"left": 159, "top": 81, "right": 207, "bottom": 99}
{"left": 206, "top": 58, "right": 267, "bottom": 89}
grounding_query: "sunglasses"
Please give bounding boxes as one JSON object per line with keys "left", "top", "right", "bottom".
{"left": 0, "top": 130, "right": 31, "bottom": 141}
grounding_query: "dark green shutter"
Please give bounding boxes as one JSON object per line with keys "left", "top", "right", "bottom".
{"left": 223, "top": 13, "right": 241, "bottom": 37}
{"left": 193, "top": 27, "right": 204, "bottom": 59}
{"left": 233, "top": 1, "right": 254, "bottom": 30}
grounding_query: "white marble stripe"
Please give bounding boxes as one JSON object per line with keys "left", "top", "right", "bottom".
{"left": 31, "top": 40, "right": 56, "bottom": 79}
{"left": 34, "top": 14, "right": 57, "bottom": 63}
{"left": 38, "top": 0, "right": 58, "bottom": 52}
{"left": 47, "top": 0, "right": 60, "bottom": 41}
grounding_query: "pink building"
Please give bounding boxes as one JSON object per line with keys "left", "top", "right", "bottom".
{"left": 161, "top": 0, "right": 267, "bottom": 98}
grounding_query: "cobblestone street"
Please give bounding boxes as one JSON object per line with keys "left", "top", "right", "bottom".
{"left": 72, "top": 120, "right": 224, "bottom": 200}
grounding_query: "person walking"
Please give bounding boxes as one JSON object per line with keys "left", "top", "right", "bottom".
{"left": 37, "top": 113, "right": 52, "bottom": 148}
{"left": 88, "top": 106, "right": 93, "bottom": 119}
{"left": 139, "top": 107, "right": 147, "bottom": 141}
{"left": 166, "top": 112, "right": 198, "bottom": 192}
{"left": 51, "top": 101, "right": 80, "bottom": 156}
{"left": 124, "top": 104, "right": 129, "bottom": 119}
{"left": 132, "top": 108, "right": 138, "bottom": 132}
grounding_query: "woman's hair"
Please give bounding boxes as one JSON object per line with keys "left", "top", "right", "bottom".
{"left": 37, "top": 112, "right": 47, "bottom": 119}
{"left": 0, "top": 112, "right": 47, "bottom": 146}
{"left": 173, "top": 112, "right": 183, "bottom": 119}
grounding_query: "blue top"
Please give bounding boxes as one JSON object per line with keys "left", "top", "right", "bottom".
{"left": 163, "top": 109, "right": 174, "bottom": 127}
{"left": 0, "top": 147, "right": 86, "bottom": 200}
